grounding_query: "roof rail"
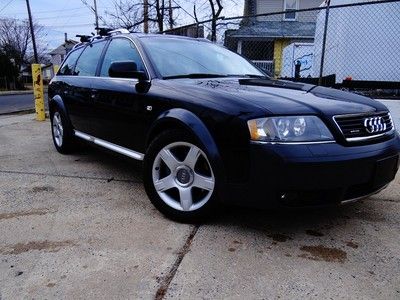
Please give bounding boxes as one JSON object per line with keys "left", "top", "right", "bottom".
{"left": 108, "top": 28, "right": 130, "bottom": 35}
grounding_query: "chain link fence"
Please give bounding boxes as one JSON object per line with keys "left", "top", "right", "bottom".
{"left": 161, "top": 0, "right": 400, "bottom": 94}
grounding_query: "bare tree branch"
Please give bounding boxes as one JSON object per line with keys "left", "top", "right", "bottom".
{"left": 0, "top": 18, "right": 47, "bottom": 70}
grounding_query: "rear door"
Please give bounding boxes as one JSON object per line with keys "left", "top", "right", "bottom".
{"left": 89, "top": 37, "right": 148, "bottom": 152}
{"left": 65, "top": 40, "right": 107, "bottom": 134}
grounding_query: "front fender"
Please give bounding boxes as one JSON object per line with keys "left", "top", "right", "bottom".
{"left": 147, "top": 108, "right": 226, "bottom": 197}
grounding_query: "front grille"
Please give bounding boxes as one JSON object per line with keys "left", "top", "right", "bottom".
{"left": 333, "top": 111, "right": 394, "bottom": 142}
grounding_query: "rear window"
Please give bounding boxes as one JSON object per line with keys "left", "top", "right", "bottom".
{"left": 58, "top": 47, "right": 84, "bottom": 76}
{"left": 74, "top": 41, "right": 106, "bottom": 77}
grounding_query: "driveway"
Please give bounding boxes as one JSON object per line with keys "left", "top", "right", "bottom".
{"left": 0, "top": 114, "right": 399, "bottom": 299}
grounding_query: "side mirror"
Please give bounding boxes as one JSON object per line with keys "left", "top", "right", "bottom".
{"left": 108, "top": 61, "right": 146, "bottom": 80}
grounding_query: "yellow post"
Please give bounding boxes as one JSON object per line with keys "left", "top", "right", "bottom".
{"left": 31, "top": 64, "right": 45, "bottom": 121}
{"left": 273, "top": 39, "right": 290, "bottom": 78}
{"left": 53, "top": 64, "right": 59, "bottom": 75}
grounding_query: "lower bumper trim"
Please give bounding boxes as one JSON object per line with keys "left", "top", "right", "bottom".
{"left": 340, "top": 184, "right": 388, "bottom": 205}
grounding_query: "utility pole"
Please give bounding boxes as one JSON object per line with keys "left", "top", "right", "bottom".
{"left": 93, "top": 0, "right": 99, "bottom": 33}
{"left": 318, "top": 0, "right": 331, "bottom": 86}
{"left": 144, "top": 0, "right": 149, "bottom": 33}
{"left": 168, "top": 0, "right": 173, "bottom": 29}
{"left": 25, "top": 0, "right": 38, "bottom": 63}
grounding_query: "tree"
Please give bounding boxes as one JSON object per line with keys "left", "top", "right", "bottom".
{"left": 105, "top": 0, "right": 178, "bottom": 33}
{"left": 105, "top": 0, "right": 145, "bottom": 31}
{"left": 207, "top": 0, "right": 223, "bottom": 41}
{"left": 0, "top": 18, "right": 47, "bottom": 72}
{"left": 191, "top": 0, "right": 238, "bottom": 42}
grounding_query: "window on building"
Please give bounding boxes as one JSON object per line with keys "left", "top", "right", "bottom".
{"left": 284, "top": 0, "right": 298, "bottom": 21}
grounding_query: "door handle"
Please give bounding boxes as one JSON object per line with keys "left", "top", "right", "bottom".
{"left": 90, "top": 89, "right": 98, "bottom": 99}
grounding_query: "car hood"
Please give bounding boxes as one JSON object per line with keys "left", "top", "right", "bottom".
{"left": 160, "top": 78, "right": 387, "bottom": 116}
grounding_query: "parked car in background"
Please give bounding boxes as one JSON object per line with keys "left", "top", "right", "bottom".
{"left": 48, "top": 31, "right": 400, "bottom": 222}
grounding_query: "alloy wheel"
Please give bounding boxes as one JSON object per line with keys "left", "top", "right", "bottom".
{"left": 52, "top": 112, "right": 64, "bottom": 147}
{"left": 152, "top": 142, "right": 215, "bottom": 212}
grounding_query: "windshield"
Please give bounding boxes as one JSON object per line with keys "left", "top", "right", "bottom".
{"left": 140, "top": 37, "right": 266, "bottom": 79}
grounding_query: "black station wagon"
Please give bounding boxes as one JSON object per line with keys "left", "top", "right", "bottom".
{"left": 48, "top": 30, "right": 400, "bottom": 222}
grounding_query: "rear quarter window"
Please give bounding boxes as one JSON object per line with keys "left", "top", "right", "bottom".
{"left": 58, "top": 47, "right": 84, "bottom": 76}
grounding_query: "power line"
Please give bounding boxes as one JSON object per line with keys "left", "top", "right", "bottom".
{"left": 33, "top": 13, "right": 90, "bottom": 21}
{"left": 45, "top": 23, "right": 94, "bottom": 28}
{"left": 0, "top": 0, "right": 15, "bottom": 13}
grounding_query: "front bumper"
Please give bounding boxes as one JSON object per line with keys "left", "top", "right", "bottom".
{"left": 225, "top": 134, "right": 400, "bottom": 208}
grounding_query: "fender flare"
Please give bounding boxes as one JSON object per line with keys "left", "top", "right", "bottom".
{"left": 49, "top": 95, "right": 72, "bottom": 128}
{"left": 147, "top": 108, "right": 226, "bottom": 196}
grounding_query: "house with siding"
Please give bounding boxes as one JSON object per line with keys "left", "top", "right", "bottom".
{"left": 48, "top": 34, "right": 78, "bottom": 67}
{"left": 225, "top": 0, "right": 323, "bottom": 77}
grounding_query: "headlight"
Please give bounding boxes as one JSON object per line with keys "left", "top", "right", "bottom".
{"left": 247, "top": 116, "right": 334, "bottom": 142}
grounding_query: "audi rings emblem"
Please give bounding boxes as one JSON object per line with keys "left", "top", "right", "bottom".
{"left": 364, "top": 117, "right": 386, "bottom": 133}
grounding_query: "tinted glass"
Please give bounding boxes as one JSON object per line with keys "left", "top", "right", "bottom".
{"left": 74, "top": 41, "right": 106, "bottom": 76}
{"left": 58, "top": 47, "right": 84, "bottom": 76}
{"left": 141, "top": 38, "right": 264, "bottom": 78}
{"left": 100, "top": 38, "right": 145, "bottom": 77}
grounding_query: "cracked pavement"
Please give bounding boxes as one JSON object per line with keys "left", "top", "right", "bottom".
{"left": 0, "top": 113, "right": 399, "bottom": 299}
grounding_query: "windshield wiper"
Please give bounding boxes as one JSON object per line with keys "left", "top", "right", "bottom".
{"left": 227, "top": 74, "right": 269, "bottom": 78}
{"left": 163, "top": 73, "right": 229, "bottom": 80}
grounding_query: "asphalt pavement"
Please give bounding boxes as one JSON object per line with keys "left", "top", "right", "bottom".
{"left": 0, "top": 114, "right": 399, "bottom": 299}
{"left": 0, "top": 93, "right": 48, "bottom": 115}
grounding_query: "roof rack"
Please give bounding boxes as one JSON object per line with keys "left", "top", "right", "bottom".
{"left": 71, "top": 28, "right": 131, "bottom": 50}
{"left": 108, "top": 28, "right": 130, "bottom": 35}
{"left": 76, "top": 35, "right": 92, "bottom": 43}
{"left": 95, "top": 27, "right": 130, "bottom": 37}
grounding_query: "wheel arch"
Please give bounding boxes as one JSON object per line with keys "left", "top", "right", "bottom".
{"left": 146, "top": 108, "right": 226, "bottom": 194}
{"left": 49, "top": 95, "right": 73, "bottom": 128}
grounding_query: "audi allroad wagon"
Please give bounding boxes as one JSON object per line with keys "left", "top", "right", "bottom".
{"left": 48, "top": 30, "right": 400, "bottom": 222}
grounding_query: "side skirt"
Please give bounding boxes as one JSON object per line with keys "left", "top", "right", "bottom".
{"left": 74, "top": 130, "right": 145, "bottom": 161}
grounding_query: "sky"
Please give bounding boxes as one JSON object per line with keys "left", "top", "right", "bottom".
{"left": 0, "top": 0, "right": 244, "bottom": 51}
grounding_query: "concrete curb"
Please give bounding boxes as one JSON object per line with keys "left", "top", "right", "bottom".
{"left": 0, "top": 90, "right": 33, "bottom": 96}
{"left": 0, "top": 90, "right": 48, "bottom": 96}
{"left": 0, "top": 109, "right": 36, "bottom": 117}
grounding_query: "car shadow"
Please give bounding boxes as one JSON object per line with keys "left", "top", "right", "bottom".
{"left": 208, "top": 200, "right": 377, "bottom": 238}
{"left": 74, "top": 142, "right": 144, "bottom": 182}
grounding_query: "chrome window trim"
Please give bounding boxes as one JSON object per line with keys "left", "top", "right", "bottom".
{"left": 74, "top": 130, "right": 144, "bottom": 161}
{"left": 109, "top": 35, "right": 152, "bottom": 80}
{"left": 332, "top": 112, "right": 394, "bottom": 142}
{"left": 55, "top": 75, "right": 139, "bottom": 83}
{"left": 55, "top": 35, "right": 152, "bottom": 81}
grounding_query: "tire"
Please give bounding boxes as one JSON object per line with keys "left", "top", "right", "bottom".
{"left": 144, "top": 130, "right": 218, "bottom": 223}
{"left": 50, "top": 106, "right": 76, "bottom": 154}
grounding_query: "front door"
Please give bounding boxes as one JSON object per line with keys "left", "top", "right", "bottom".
{"left": 64, "top": 40, "right": 107, "bottom": 135}
{"left": 89, "top": 37, "right": 149, "bottom": 152}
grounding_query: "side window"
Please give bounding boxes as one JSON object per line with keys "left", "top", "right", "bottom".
{"left": 58, "top": 47, "right": 84, "bottom": 76}
{"left": 100, "top": 38, "right": 145, "bottom": 77}
{"left": 74, "top": 41, "right": 106, "bottom": 76}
